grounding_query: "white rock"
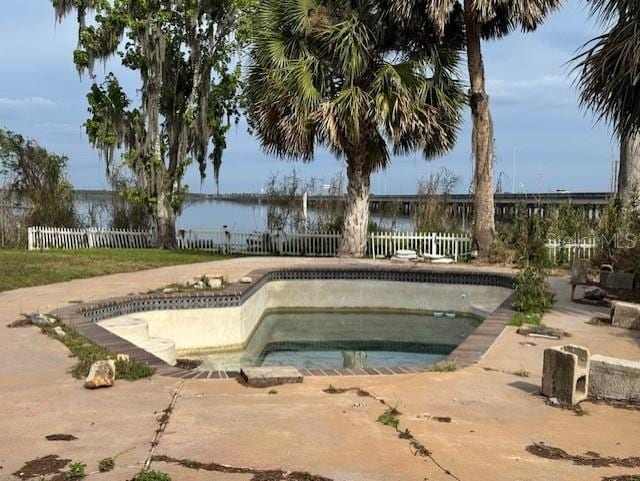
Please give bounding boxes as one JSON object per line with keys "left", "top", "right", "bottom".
{"left": 240, "top": 276, "right": 253, "bottom": 284}
{"left": 84, "top": 360, "right": 116, "bottom": 389}
{"left": 53, "top": 326, "right": 66, "bottom": 338}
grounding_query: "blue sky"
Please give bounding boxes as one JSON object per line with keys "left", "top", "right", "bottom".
{"left": 0, "top": 0, "right": 615, "bottom": 194}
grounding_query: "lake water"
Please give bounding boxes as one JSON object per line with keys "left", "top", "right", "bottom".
{"left": 80, "top": 198, "right": 415, "bottom": 231}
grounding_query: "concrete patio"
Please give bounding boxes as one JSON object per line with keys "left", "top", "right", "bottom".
{"left": 1, "top": 257, "right": 639, "bottom": 481}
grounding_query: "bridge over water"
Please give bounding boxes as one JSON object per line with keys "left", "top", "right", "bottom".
{"left": 73, "top": 190, "right": 612, "bottom": 220}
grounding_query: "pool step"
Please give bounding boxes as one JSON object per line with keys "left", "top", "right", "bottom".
{"left": 100, "top": 317, "right": 149, "bottom": 344}
{"left": 240, "top": 366, "right": 303, "bottom": 387}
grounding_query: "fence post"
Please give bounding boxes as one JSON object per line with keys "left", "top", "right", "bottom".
{"left": 87, "top": 228, "right": 95, "bottom": 249}
{"left": 27, "top": 227, "right": 34, "bottom": 251}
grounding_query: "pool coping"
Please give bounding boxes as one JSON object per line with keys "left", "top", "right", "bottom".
{"left": 51, "top": 265, "right": 516, "bottom": 380}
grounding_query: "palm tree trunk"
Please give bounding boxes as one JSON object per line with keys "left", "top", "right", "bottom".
{"left": 618, "top": 132, "right": 640, "bottom": 202}
{"left": 464, "top": 3, "right": 495, "bottom": 257}
{"left": 338, "top": 159, "right": 370, "bottom": 258}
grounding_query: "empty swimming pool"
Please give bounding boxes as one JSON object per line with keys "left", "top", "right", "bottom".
{"left": 184, "top": 309, "right": 482, "bottom": 371}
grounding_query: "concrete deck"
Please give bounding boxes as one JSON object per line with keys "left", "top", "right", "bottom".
{"left": 1, "top": 257, "right": 639, "bottom": 481}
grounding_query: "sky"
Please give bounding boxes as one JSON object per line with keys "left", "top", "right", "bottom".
{"left": 0, "top": 0, "right": 616, "bottom": 195}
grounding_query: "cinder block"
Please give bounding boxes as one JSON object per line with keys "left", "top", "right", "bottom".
{"left": 542, "top": 345, "right": 590, "bottom": 405}
{"left": 589, "top": 355, "right": 640, "bottom": 401}
{"left": 611, "top": 301, "right": 640, "bottom": 330}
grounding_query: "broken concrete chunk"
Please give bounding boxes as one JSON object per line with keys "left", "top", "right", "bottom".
{"left": 240, "top": 366, "right": 303, "bottom": 387}
{"left": 584, "top": 286, "right": 607, "bottom": 301}
{"left": 517, "top": 324, "right": 565, "bottom": 339}
{"left": 30, "top": 313, "right": 55, "bottom": 327}
{"left": 611, "top": 301, "right": 640, "bottom": 330}
{"left": 84, "top": 360, "right": 116, "bottom": 389}
{"left": 240, "top": 276, "right": 253, "bottom": 284}
{"left": 589, "top": 354, "right": 640, "bottom": 401}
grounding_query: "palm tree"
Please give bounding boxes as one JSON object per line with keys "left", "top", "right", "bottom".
{"left": 574, "top": 1, "right": 640, "bottom": 201}
{"left": 392, "top": 0, "right": 561, "bottom": 257}
{"left": 245, "top": 0, "right": 466, "bottom": 257}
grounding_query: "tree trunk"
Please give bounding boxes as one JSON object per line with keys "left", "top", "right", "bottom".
{"left": 618, "top": 132, "right": 640, "bottom": 202}
{"left": 464, "top": 3, "right": 495, "bottom": 258}
{"left": 155, "top": 190, "right": 177, "bottom": 249}
{"left": 338, "top": 160, "right": 370, "bottom": 258}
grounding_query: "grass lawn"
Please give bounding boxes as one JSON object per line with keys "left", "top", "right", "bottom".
{"left": 0, "top": 248, "right": 230, "bottom": 292}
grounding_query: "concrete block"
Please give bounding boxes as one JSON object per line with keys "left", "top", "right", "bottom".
{"left": 611, "top": 301, "right": 640, "bottom": 330}
{"left": 589, "top": 355, "right": 640, "bottom": 401}
{"left": 240, "top": 366, "right": 303, "bottom": 387}
{"left": 604, "top": 272, "right": 635, "bottom": 290}
{"left": 542, "top": 344, "right": 590, "bottom": 405}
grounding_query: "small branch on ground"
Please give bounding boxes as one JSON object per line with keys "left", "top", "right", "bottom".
{"left": 323, "top": 385, "right": 462, "bottom": 481}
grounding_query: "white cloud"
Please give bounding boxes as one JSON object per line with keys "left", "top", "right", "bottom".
{"left": 0, "top": 96, "right": 56, "bottom": 109}
{"left": 487, "top": 75, "right": 576, "bottom": 109}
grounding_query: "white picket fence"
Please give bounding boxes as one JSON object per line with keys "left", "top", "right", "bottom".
{"left": 545, "top": 238, "right": 598, "bottom": 265}
{"left": 369, "top": 231, "right": 470, "bottom": 261}
{"left": 27, "top": 226, "right": 599, "bottom": 263}
{"left": 177, "top": 229, "right": 342, "bottom": 257}
{"left": 28, "top": 227, "right": 155, "bottom": 250}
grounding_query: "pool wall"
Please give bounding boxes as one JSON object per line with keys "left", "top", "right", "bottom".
{"left": 102, "top": 280, "right": 512, "bottom": 353}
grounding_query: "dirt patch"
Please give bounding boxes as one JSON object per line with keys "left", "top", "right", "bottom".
{"left": 587, "top": 398, "right": 640, "bottom": 412}
{"left": 588, "top": 316, "right": 612, "bottom": 326}
{"left": 602, "top": 476, "right": 640, "bottom": 481}
{"left": 527, "top": 443, "right": 640, "bottom": 468}
{"left": 152, "top": 455, "right": 334, "bottom": 481}
{"left": 175, "top": 358, "right": 202, "bottom": 370}
{"left": 45, "top": 434, "right": 78, "bottom": 441}
{"left": 13, "top": 455, "right": 71, "bottom": 480}
{"left": 7, "top": 317, "right": 32, "bottom": 328}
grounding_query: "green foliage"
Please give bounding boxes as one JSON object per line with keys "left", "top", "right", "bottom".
{"left": 98, "top": 458, "right": 115, "bottom": 473}
{"left": 513, "top": 265, "right": 554, "bottom": 314}
{"left": 512, "top": 369, "right": 530, "bottom": 378}
{"left": 509, "top": 311, "right": 542, "bottom": 327}
{"left": 133, "top": 470, "right": 172, "bottom": 481}
{"left": 67, "top": 461, "right": 86, "bottom": 479}
{"left": 115, "top": 359, "right": 155, "bottom": 381}
{"left": 40, "top": 322, "right": 155, "bottom": 380}
{"left": 245, "top": 0, "right": 466, "bottom": 190}
{"left": 377, "top": 409, "right": 400, "bottom": 429}
{"left": 55, "top": 0, "right": 245, "bottom": 246}
{"left": 431, "top": 360, "right": 458, "bottom": 372}
{"left": 0, "top": 248, "right": 228, "bottom": 292}
{"left": 414, "top": 168, "right": 461, "bottom": 233}
{"left": 509, "top": 203, "right": 549, "bottom": 267}
{"left": 0, "top": 129, "right": 79, "bottom": 228}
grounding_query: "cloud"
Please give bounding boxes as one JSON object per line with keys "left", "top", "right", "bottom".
{"left": 0, "top": 96, "right": 56, "bottom": 109}
{"left": 488, "top": 75, "right": 576, "bottom": 109}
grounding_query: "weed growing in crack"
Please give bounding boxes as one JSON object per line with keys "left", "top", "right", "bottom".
{"left": 66, "top": 461, "right": 86, "bottom": 479}
{"left": 98, "top": 457, "right": 115, "bottom": 473}
{"left": 133, "top": 470, "right": 172, "bottom": 481}
{"left": 431, "top": 361, "right": 458, "bottom": 372}
{"left": 377, "top": 408, "right": 401, "bottom": 429}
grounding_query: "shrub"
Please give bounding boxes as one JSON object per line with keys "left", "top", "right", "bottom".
{"left": 133, "top": 470, "right": 172, "bottom": 481}
{"left": 98, "top": 457, "right": 115, "bottom": 473}
{"left": 513, "top": 265, "right": 554, "bottom": 314}
{"left": 115, "top": 359, "right": 155, "bottom": 381}
{"left": 67, "top": 462, "right": 86, "bottom": 479}
{"left": 377, "top": 409, "right": 400, "bottom": 429}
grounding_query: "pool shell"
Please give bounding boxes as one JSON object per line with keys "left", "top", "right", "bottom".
{"left": 51, "top": 266, "right": 516, "bottom": 380}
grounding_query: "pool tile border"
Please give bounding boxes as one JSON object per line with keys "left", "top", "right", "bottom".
{"left": 51, "top": 265, "right": 516, "bottom": 380}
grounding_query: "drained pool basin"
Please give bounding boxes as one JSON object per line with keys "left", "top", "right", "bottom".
{"left": 184, "top": 309, "right": 481, "bottom": 371}
{"left": 86, "top": 268, "right": 515, "bottom": 373}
